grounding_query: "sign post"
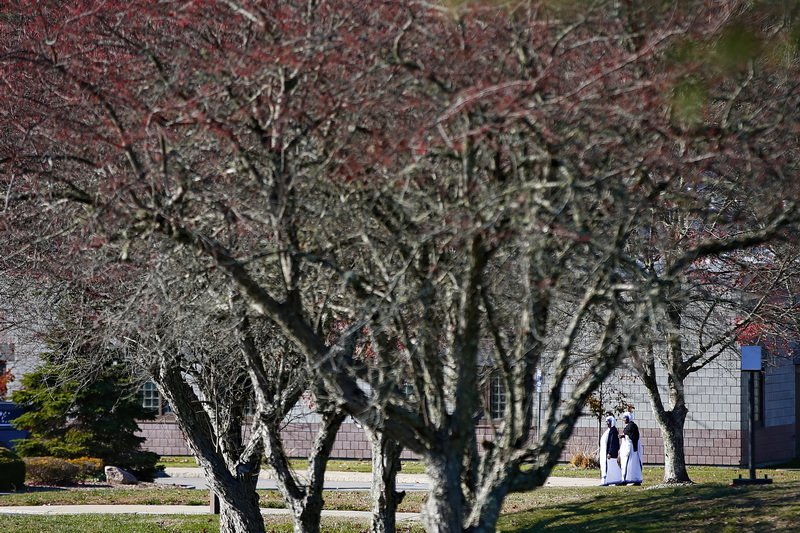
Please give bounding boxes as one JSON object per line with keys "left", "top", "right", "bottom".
{"left": 733, "top": 346, "right": 772, "bottom": 486}
{"left": 536, "top": 370, "right": 543, "bottom": 442}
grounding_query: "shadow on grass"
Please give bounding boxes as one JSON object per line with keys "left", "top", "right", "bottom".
{"left": 499, "top": 481, "right": 800, "bottom": 532}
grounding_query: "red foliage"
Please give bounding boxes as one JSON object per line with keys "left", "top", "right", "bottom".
{"left": 1, "top": 0, "right": 798, "bottom": 374}
{"left": 0, "top": 370, "right": 14, "bottom": 399}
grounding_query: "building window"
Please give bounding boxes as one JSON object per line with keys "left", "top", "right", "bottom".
{"left": 0, "top": 343, "right": 14, "bottom": 362}
{"left": 141, "top": 381, "right": 171, "bottom": 415}
{"left": 489, "top": 373, "right": 507, "bottom": 419}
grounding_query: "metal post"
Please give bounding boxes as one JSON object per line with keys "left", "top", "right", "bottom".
{"left": 748, "top": 370, "right": 756, "bottom": 480}
{"left": 733, "top": 352, "right": 771, "bottom": 486}
{"left": 536, "top": 370, "right": 542, "bottom": 442}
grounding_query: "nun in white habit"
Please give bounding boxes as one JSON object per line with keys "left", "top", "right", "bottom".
{"left": 620, "top": 412, "right": 643, "bottom": 485}
{"left": 599, "top": 415, "right": 622, "bottom": 486}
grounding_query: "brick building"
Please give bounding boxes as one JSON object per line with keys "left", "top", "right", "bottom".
{"left": 3, "top": 298, "right": 795, "bottom": 466}
{"left": 135, "top": 344, "right": 799, "bottom": 467}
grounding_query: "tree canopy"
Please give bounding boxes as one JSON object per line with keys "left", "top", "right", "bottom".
{"left": 2, "top": 1, "right": 799, "bottom": 532}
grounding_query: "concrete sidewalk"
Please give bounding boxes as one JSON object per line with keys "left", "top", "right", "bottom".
{"left": 160, "top": 467, "right": 599, "bottom": 487}
{"left": 161, "top": 467, "right": 428, "bottom": 484}
{"left": 0, "top": 504, "right": 420, "bottom": 521}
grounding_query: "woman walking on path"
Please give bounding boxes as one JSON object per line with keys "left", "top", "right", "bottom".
{"left": 620, "top": 412, "right": 643, "bottom": 485}
{"left": 599, "top": 415, "right": 622, "bottom": 486}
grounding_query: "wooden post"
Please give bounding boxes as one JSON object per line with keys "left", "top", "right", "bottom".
{"left": 210, "top": 491, "right": 220, "bottom": 514}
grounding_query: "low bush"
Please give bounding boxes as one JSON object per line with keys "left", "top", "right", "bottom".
{"left": 23, "top": 456, "right": 104, "bottom": 485}
{"left": 24, "top": 456, "right": 80, "bottom": 485}
{"left": 0, "top": 445, "right": 26, "bottom": 491}
{"left": 67, "top": 456, "right": 104, "bottom": 480}
{"left": 569, "top": 450, "right": 600, "bottom": 470}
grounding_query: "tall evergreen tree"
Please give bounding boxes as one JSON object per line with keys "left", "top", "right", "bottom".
{"left": 11, "top": 318, "right": 159, "bottom": 480}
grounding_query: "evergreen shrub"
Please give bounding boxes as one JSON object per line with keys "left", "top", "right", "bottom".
{"left": 10, "top": 329, "right": 161, "bottom": 481}
{"left": 0, "top": 445, "right": 26, "bottom": 491}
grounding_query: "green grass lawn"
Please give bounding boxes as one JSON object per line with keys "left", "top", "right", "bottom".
{"left": 0, "top": 515, "right": 220, "bottom": 533}
{"left": 158, "top": 456, "right": 790, "bottom": 481}
{"left": 4, "top": 465, "right": 799, "bottom": 532}
{"left": 0, "top": 514, "right": 428, "bottom": 533}
{"left": 156, "top": 456, "right": 199, "bottom": 468}
{"left": 498, "top": 480, "right": 800, "bottom": 532}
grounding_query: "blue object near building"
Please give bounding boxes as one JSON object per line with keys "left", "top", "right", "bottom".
{"left": 0, "top": 401, "right": 28, "bottom": 450}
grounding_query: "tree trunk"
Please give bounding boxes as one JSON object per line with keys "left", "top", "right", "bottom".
{"left": 217, "top": 479, "right": 265, "bottom": 533}
{"left": 639, "top": 364, "right": 692, "bottom": 482}
{"left": 288, "top": 498, "right": 325, "bottom": 533}
{"left": 422, "top": 452, "right": 465, "bottom": 533}
{"left": 155, "top": 363, "right": 266, "bottom": 533}
{"left": 199, "top": 446, "right": 266, "bottom": 533}
{"left": 263, "top": 408, "right": 345, "bottom": 533}
{"left": 658, "top": 407, "right": 692, "bottom": 483}
{"left": 367, "top": 428, "right": 405, "bottom": 533}
{"left": 464, "top": 456, "right": 512, "bottom": 533}
{"left": 633, "top": 338, "right": 693, "bottom": 485}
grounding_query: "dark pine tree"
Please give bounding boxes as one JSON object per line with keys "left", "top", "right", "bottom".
{"left": 11, "top": 319, "right": 159, "bottom": 480}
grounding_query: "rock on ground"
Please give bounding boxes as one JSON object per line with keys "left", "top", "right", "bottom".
{"left": 105, "top": 466, "right": 138, "bottom": 485}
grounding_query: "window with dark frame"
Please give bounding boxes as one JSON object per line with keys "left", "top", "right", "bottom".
{"left": 141, "top": 381, "right": 171, "bottom": 416}
{"left": 489, "top": 373, "right": 507, "bottom": 420}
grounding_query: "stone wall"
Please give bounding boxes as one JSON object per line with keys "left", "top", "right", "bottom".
{"left": 138, "top": 419, "right": 190, "bottom": 456}
{"left": 138, "top": 417, "right": 751, "bottom": 467}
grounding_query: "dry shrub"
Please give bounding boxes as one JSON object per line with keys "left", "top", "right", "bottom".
{"left": 569, "top": 450, "right": 600, "bottom": 469}
{"left": 24, "top": 456, "right": 104, "bottom": 485}
{"left": 68, "top": 457, "right": 104, "bottom": 480}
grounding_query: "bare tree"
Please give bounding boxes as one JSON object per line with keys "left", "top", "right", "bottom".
{"left": 3, "top": 2, "right": 800, "bottom": 532}
{"left": 628, "top": 223, "right": 800, "bottom": 483}
{"left": 619, "top": 4, "right": 800, "bottom": 482}
{"left": 110, "top": 251, "right": 354, "bottom": 533}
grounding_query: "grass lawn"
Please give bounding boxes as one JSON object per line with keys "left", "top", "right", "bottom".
{"left": 498, "top": 479, "right": 800, "bottom": 532}
{"left": 156, "top": 456, "right": 200, "bottom": 468}
{"left": 0, "top": 515, "right": 220, "bottom": 533}
{"left": 0, "top": 514, "right": 430, "bottom": 533}
{"left": 3, "top": 465, "right": 799, "bottom": 532}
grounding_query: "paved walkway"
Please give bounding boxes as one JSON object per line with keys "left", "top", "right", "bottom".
{"left": 0, "top": 469, "right": 599, "bottom": 517}
{"left": 161, "top": 467, "right": 427, "bottom": 484}
{"left": 160, "top": 467, "right": 598, "bottom": 487}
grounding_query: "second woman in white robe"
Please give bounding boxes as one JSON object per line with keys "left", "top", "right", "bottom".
{"left": 620, "top": 412, "right": 643, "bottom": 485}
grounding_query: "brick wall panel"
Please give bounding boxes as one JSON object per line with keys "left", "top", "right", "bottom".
{"left": 138, "top": 417, "right": 787, "bottom": 468}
